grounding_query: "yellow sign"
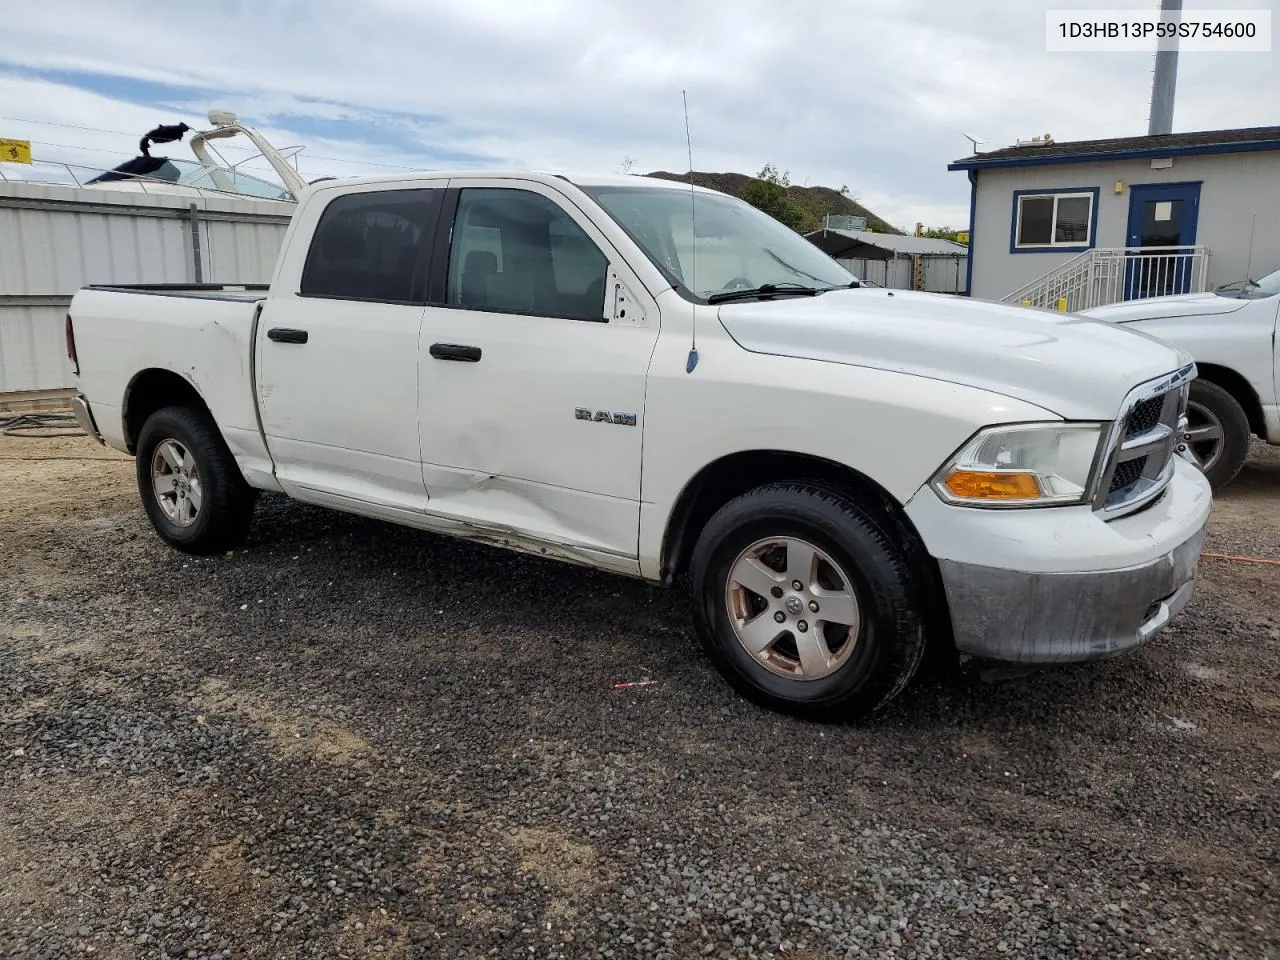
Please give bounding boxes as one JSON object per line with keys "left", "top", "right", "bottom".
{"left": 955, "top": 230, "right": 969, "bottom": 244}
{"left": 0, "top": 139, "right": 32, "bottom": 164}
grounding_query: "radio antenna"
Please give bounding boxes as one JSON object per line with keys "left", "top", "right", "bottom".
{"left": 683, "top": 89, "right": 699, "bottom": 374}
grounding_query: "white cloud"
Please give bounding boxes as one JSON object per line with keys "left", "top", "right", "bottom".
{"left": 1, "top": 0, "right": 1276, "bottom": 227}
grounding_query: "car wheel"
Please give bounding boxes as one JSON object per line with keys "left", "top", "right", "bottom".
{"left": 1185, "top": 380, "right": 1250, "bottom": 489}
{"left": 689, "top": 482, "right": 926, "bottom": 720}
{"left": 136, "top": 405, "right": 256, "bottom": 554}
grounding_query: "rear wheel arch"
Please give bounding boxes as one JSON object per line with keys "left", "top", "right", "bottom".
{"left": 123, "top": 368, "right": 214, "bottom": 454}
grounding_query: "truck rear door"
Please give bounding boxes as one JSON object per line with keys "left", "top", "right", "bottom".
{"left": 254, "top": 185, "right": 444, "bottom": 519}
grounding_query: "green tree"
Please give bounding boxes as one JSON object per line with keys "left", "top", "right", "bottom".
{"left": 921, "top": 226, "right": 964, "bottom": 241}
{"left": 741, "top": 163, "right": 805, "bottom": 231}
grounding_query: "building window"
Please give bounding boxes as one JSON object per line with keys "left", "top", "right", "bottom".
{"left": 1012, "top": 190, "right": 1095, "bottom": 250}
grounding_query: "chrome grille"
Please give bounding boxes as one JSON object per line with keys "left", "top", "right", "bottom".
{"left": 1109, "top": 456, "right": 1147, "bottom": 494}
{"left": 1093, "top": 363, "right": 1195, "bottom": 518}
{"left": 1124, "top": 397, "right": 1164, "bottom": 438}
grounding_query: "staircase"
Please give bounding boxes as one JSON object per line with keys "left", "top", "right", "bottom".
{"left": 1003, "top": 245, "right": 1210, "bottom": 312}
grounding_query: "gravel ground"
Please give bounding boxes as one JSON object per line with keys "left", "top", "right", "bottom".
{"left": 2, "top": 434, "right": 1277, "bottom": 960}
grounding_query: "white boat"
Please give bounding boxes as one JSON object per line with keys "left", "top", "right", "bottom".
{"left": 0, "top": 109, "right": 309, "bottom": 201}
{"left": 1, "top": 110, "right": 307, "bottom": 398}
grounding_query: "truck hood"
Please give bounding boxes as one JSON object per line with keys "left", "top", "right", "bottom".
{"left": 716, "top": 288, "right": 1190, "bottom": 420}
{"left": 1081, "top": 291, "right": 1248, "bottom": 323}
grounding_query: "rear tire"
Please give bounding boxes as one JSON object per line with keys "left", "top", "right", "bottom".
{"left": 689, "top": 482, "right": 925, "bottom": 721}
{"left": 136, "top": 405, "right": 256, "bottom": 554}
{"left": 1187, "top": 379, "right": 1250, "bottom": 490}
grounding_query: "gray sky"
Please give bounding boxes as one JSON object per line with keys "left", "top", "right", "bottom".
{"left": 1, "top": 0, "right": 1276, "bottom": 228}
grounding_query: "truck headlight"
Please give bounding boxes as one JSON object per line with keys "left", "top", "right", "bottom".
{"left": 932, "top": 423, "right": 1105, "bottom": 507}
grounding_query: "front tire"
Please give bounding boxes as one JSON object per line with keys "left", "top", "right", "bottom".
{"left": 1186, "top": 380, "right": 1250, "bottom": 489}
{"left": 136, "top": 405, "right": 256, "bottom": 554}
{"left": 689, "top": 483, "right": 926, "bottom": 720}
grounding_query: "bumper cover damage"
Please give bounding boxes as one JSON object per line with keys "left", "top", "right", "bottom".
{"left": 906, "top": 456, "right": 1211, "bottom": 665}
{"left": 938, "top": 528, "right": 1204, "bottom": 663}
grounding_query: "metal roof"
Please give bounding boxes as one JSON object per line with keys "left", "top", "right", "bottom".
{"left": 805, "top": 228, "right": 968, "bottom": 259}
{"left": 948, "top": 125, "right": 1280, "bottom": 171}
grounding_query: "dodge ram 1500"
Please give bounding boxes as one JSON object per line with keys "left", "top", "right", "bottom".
{"left": 66, "top": 171, "right": 1212, "bottom": 718}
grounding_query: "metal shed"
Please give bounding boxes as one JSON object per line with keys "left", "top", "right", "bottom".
{"left": 804, "top": 228, "right": 969, "bottom": 294}
{"left": 0, "top": 180, "right": 293, "bottom": 398}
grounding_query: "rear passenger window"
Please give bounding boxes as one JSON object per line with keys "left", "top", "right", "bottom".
{"left": 300, "top": 190, "right": 436, "bottom": 302}
{"left": 447, "top": 189, "right": 608, "bottom": 320}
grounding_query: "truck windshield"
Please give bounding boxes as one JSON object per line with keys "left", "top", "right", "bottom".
{"left": 1252, "top": 267, "right": 1280, "bottom": 296}
{"left": 580, "top": 184, "right": 858, "bottom": 301}
{"left": 1215, "top": 265, "right": 1280, "bottom": 299}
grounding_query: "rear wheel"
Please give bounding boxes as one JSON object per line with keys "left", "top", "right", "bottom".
{"left": 136, "top": 405, "right": 256, "bottom": 554}
{"left": 1186, "top": 379, "right": 1250, "bottom": 489}
{"left": 690, "top": 482, "right": 925, "bottom": 720}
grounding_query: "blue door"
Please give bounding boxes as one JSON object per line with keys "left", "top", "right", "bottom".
{"left": 1123, "top": 182, "right": 1201, "bottom": 300}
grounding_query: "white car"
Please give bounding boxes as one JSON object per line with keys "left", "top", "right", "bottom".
{"left": 1082, "top": 267, "right": 1280, "bottom": 488}
{"left": 65, "top": 171, "right": 1210, "bottom": 719}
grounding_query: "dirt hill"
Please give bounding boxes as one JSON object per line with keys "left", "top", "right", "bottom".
{"left": 643, "top": 170, "right": 900, "bottom": 235}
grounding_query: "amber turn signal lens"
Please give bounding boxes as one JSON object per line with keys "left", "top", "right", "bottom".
{"left": 943, "top": 470, "right": 1041, "bottom": 501}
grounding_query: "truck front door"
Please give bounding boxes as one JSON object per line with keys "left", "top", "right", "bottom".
{"left": 416, "top": 179, "right": 660, "bottom": 567}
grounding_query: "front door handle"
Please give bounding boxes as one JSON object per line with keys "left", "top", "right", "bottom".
{"left": 429, "top": 343, "right": 482, "bottom": 362}
{"left": 267, "top": 327, "right": 309, "bottom": 344}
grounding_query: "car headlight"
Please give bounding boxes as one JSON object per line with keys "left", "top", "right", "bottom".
{"left": 932, "top": 423, "right": 1106, "bottom": 507}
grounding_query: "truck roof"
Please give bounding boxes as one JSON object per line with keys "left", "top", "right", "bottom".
{"left": 307, "top": 170, "right": 725, "bottom": 194}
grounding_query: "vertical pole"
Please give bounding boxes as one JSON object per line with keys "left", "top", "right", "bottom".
{"left": 1148, "top": 0, "right": 1181, "bottom": 135}
{"left": 188, "top": 203, "right": 204, "bottom": 284}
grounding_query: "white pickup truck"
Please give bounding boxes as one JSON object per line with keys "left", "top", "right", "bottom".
{"left": 66, "top": 171, "right": 1211, "bottom": 718}
{"left": 1083, "top": 266, "right": 1280, "bottom": 489}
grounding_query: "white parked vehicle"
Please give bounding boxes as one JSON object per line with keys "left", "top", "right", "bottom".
{"left": 65, "top": 172, "right": 1211, "bottom": 718}
{"left": 1082, "top": 268, "right": 1280, "bottom": 489}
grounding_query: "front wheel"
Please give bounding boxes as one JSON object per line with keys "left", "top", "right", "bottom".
{"left": 136, "top": 405, "right": 256, "bottom": 554}
{"left": 689, "top": 483, "right": 926, "bottom": 720}
{"left": 1186, "top": 380, "right": 1250, "bottom": 489}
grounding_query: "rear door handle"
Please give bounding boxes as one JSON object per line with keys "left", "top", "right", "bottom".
{"left": 267, "top": 327, "right": 308, "bottom": 344}
{"left": 429, "top": 343, "right": 481, "bottom": 362}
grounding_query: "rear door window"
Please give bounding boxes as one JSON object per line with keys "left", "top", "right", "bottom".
{"left": 301, "top": 189, "right": 439, "bottom": 303}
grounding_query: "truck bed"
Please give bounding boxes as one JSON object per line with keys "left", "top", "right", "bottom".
{"left": 70, "top": 283, "right": 276, "bottom": 489}
{"left": 85, "top": 283, "right": 269, "bottom": 303}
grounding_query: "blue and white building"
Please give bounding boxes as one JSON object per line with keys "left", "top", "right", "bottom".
{"left": 950, "top": 125, "right": 1280, "bottom": 311}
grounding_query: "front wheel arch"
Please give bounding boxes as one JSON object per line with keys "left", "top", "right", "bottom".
{"left": 1193, "top": 363, "right": 1265, "bottom": 438}
{"left": 1186, "top": 378, "right": 1251, "bottom": 489}
{"left": 660, "top": 450, "right": 955, "bottom": 667}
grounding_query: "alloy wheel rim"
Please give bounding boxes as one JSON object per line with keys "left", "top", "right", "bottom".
{"left": 724, "top": 536, "right": 861, "bottom": 681}
{"left": 1184, "top": 399, "right": 1225, "bottom": 474}
{"left": 151, "top": 439, "right": 202, "bottom": 527}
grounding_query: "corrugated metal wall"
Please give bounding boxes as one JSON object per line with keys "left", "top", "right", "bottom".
{"left": 837, "top": 255, "right": 967, "bottom": 294}
{"left": 921, "top": 255, "right": 967, "bottom": 294}
{"left": 0, "top": 181, "right": 292, "bottom": 394}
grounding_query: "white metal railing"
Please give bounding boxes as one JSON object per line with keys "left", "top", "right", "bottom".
{"left": 1003, "top": 245, "right": 1210, "bottom": 312}
{"left": 0, "top": 155, "right": 299, "bottom": 203}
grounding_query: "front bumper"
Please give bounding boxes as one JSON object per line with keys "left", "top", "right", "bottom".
{"left": 905, "top": 456, "right": 1211, "bottom": 663}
